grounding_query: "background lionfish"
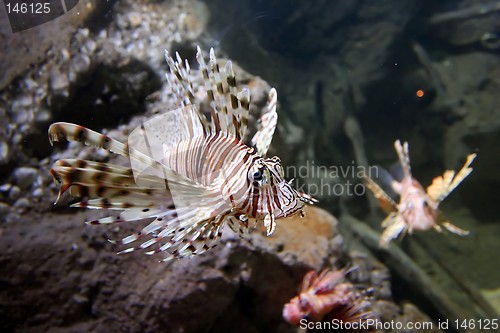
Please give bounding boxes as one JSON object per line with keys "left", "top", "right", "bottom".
{"left": 48, "top": 47, "right": 315, "bottom": 261}
{"left": 283, "top": 268, "right": 371, "bottom": 326}
{"left": 364, "top": 140, "right": 476, "bottom": 246}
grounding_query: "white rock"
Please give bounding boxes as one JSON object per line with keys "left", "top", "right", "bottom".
{"left": 0, "top": 202, "right": 10, "bottom": 216}
{"left": 13, "top": 167, "right": 39, "bottom": 189}
{"left": 8, "top": 186, "right": 21, "bottom": 201}
{"left": 0, "top": 141, "right": 9, "bottom": 163}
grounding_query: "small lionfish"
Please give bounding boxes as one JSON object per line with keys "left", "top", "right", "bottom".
{"left": 283, "top": 268, "right": 370, "bottom": 326}
{"left": 48, "top": 47, "right": 315, "bottom": 261}
{"left": 364, "top": 140, "right": 476, "bottom": 246}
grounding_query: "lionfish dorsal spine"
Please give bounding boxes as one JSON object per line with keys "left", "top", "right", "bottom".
{"left": 250, "top": 87, "right": 278, "bottom": 156}
{"left": 394, "top": 140, "right": 411, "bottom": 177}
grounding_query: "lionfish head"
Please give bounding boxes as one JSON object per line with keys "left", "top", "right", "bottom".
{"left": 247, "top": 156, "right": 306, "bottom": 219}
{"left": 282, "top": 294, "right": 313, "bottom": 325}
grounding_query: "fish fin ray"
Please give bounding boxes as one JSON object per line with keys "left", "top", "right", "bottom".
{"left": 394, "top": 140, "right": 411, "bottom": 177}
{"left": 363, "top": 176, "right": 398, "bottom": 213}
{"left": 426, "top": 153, "right": 476, "bottom": 203}
{"left": 251, "top": 88, "right": 278, "bottom": 156}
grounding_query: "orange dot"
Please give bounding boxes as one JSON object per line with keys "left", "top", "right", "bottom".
{"left": 416, "top": 89, "right": 425, "bottom": 98}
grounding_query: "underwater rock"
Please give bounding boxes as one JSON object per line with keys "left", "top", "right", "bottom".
{"left": 0, "top": 202, "right": 10, "bottom": 216}
{"left": 0, "top": 207, "right": 337, "bottom": 332}
{"left": 0, "top": 0, "right": 210, "bottom": 183}
{"left": 435, "top": 52, "right": 500, "bottom": 222}
{"left": 429, "top": 0, "right": 500, "bottom": 48}
{"left": 0, "top": 141, "right": 9, "bottom": 164}
{"left": 49, "top": 68, "right": 70, "bottom": 93}
{"left": 68, "top": 54, "right": 91, "bottom": 79}
{"left": 12, "top": 167, "right": 39, "bottom": 190}
{"left": 13, "top": 198, "right": 31, "bottom": 213}
{"left": 0, "top": 203, "right": 435, "bottom": 332}
{"left": 127, "top": 12, "right": 143, "bottom": 29}
{"left": 0, "top": 0, "right": 108, "bottom": 90}
{"left": 203, "top": 0, "right": 421, "bottom": 175}
{"left": 249, "top": 206, "right": 342, "bottom": 269}
{"left": 7, "top": 185, "right": 21, "bottom": 201}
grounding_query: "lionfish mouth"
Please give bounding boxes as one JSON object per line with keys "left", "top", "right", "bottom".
{"left": 280, "top": 200, "right": 307, "bottom": 218}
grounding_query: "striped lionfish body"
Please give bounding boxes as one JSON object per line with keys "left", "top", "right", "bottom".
{"left": 364, "top": 140, "right": 476, "bottom": 246}
{"left": 49, "top": 47, "right": 316, "bottom": 261}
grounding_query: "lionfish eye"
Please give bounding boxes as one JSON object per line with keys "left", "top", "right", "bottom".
{"left": 253, "top": 170, "right": 263, "bottom": 181}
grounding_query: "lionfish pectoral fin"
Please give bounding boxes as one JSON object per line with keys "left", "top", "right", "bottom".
{"left": 114, "top": 211, "right": 225, "bottom": 261}
{"left": 371, "top": 164, "right": 401, "bottom": 196}
{"left": 53, "top": 184, "right": 71, "bottom": 205}
{"left": 440, "top": 221, "right": 470, "bottom": 236}
{"left": 128, "top": 105, "right": 205, "bottom": 156}
{"left": 49, "top": 122, "right": 129, "bottom": 156}
{"left": 251, "top": 88, "right": 278, "bottom": 156}
{"left": 433, "top": 211, "right": 469, "bottom": 236}
{"left": 426, "top": 153, "right": 476, "bottom": 203}
{"left": 380, "top": 212, "right": 398, "bottom": 228}
{"left": 226, "top": 214, "right": 250, "bottom": 237}
{"left": 264, "top": 213, "right": 276, "bottom": 236}
{"left": 48, "top": 122, "right": 170, "bottom": 181}
{"left": 379, "top": 214, "right": 406, "bottom": 247}
{"left": 363, "top": 176, "right": 398, "bottom": 213}
{"left": 300, "top": 270, "right": 318, "bottom": 291}
{"left": 160, "top": 214, "right": 226, "bottom": 261}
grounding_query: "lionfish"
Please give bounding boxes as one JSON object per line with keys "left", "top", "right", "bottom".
{"left": 364, "top": 140, "right": 476, "bottom": 246}
{"left": 48, "top": 47, "right": 315, "bottom": 261}
{"left": 283, "top": 268, "right": 370, "bottom": 326}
